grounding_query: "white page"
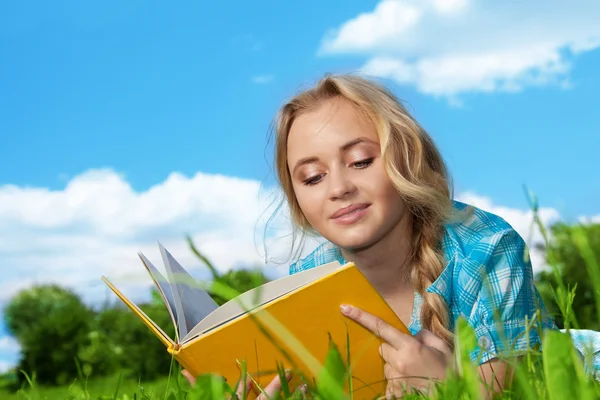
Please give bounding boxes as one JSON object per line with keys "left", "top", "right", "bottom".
{"left": 138, "top": 252, "right": 180, "bottom": 342}
{"left": 182, "top": 260, "right": 343, "bottom": 343}
{"left": 158, "top": 243, "right": 219, "bottom": 340}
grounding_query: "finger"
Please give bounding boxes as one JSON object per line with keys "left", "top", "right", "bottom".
{"left": 295, "top": 383, "right": 308, "bottom": 396}
{"left": 385, "top": 381, "right": 397, "bottom": 400}
{"left": 384, "top": 362, "right": 394, "bottom": 380}
{"left": 384, "top": 362, "right": 405, "bottom": 385}
{"left": 258, "top": 370, "right": 292, "bottom": 399}
{"left": 235, "top": 375, "right": 253, "bottom": 398}
{"left": 379, "top": 342, "right": 397, "bottom": 365}
{"left": 181, "top": 369, "right": 196, "bottom": 386}
{"left": 341, "top": 304, "right": 410, "bottom": 349}
{"left": 414, "top": 329, "right": 452, "bottom": 356}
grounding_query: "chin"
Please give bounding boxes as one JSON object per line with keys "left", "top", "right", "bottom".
{"left": 330, "top": 230, "right": 378, "bottom": 252}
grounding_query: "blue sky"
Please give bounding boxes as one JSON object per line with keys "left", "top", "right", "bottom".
{"left": 0, "top": 0, "right": 599, "bottom": 372}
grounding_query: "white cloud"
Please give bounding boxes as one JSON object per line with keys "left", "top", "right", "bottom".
{"left": 0, "top": 336, "right": 20, "bottom": 374}
{"left": 579, "top": 214, "right": 600, "bottom": 224}
{"left": 0, "top": 360, "right": 13, "bottom": 373}
{"left": 0, "top": 336, "right": 19, "bottom": 352}
{"left": 320, "top": 1, "right": 422, "bottom": 52}
{"left": 0, "top": 168, "right": 316, "bottom": 309}
{"left": 456, "top": 192, "right": 561, "bottom": 273}
{"left": 318, "top": 0, "right": 600, "bottom": 100}
{"left": 433, "top": 0, "right": 468, "bottom": 14}
{"left": 252, "top": 74, "right": 274, "bottom": 84}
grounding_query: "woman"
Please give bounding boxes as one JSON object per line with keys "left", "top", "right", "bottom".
{"left": 184, "top": 74, "right": 558, "bottom": 398}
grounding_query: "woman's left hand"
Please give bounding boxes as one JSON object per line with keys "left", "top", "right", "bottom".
{"left": 340, "top": 304, "right": 453, "bottom": 397}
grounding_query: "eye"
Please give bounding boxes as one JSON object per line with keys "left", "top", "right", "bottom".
{"left": 352, "top": 158, "right": 374, "bottom": 169}
{"left": 303, "top": 174, "right": 324, "bottom": 186}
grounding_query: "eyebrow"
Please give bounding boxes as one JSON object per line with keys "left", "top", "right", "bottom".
{"left": 291, "top": 137, "right": 377, "bottom": 175}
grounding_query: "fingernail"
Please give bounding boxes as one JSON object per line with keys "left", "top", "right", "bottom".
{"left": 340, "top": 304, "right": 352, "bottom": 315}
{"left": 285, "top": 368, "right": 293, "bottom": 380}
{"left": 300, "top": 384, "right": 308, "bottom": 393}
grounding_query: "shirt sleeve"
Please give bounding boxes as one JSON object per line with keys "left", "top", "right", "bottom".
{"left": 468, "top": 228, "right": 557, "bottom": 364}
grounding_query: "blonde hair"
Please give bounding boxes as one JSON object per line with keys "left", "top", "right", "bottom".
{"left": 271, "top": 73, "right": 455, "bottom": 345}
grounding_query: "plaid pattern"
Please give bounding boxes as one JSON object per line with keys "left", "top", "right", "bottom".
{"left": 289, "top": 200, "right": 561, "bottom": 365}
{"left": 567, "top": 329, "right": 600, "bottom": 378}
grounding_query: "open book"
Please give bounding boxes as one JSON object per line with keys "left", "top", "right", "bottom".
{"left": 101, "top": 243, "right": 409, "bottom": 398}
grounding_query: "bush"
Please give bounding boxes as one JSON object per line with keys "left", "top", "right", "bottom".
{"left": 4, "top": 285, "right": 91, "bottom": 385}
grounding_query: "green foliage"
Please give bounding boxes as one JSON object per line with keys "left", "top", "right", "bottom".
{"left": 452, "top": 317, "right": 480, "bottom": 399}
{"left": 4, "top": 285, "right": 91, "bottom": 386}
{"left": 0, "top": 373, "right": 177, "bottom": 400}
{"left": 536, "top": 222, "right": 600, "bottom": 330}
{"left": 315, "top": 336, "right": 347, "bottom": 399}
{"left": 84, "top": 300, "right": 175, "bottom": 380}
{"left": 542, "top": 330, "right": 595, "bottom": 400}
{"left": 3, "top": 283, "right": 178, "bottom": 387}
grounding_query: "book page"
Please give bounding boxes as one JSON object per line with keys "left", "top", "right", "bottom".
{"left": 182, "top": 260, "right": 343, "bottom": 343}
{"left": 101, "top": 276, "right": 175, "bottom": 349}
{"left": 158, "top": 243, "right": 219, "bottom": 340}
{"left": 138, "top": 252, "right": 180, "bottom": 342}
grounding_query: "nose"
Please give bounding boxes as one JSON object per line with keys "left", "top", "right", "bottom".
{"left": 328, "top": 166, "right": 357, "bottom": 200}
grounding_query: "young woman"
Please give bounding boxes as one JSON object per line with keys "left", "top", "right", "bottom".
{"left": 184, "top": 74, "right": 558, "bottom": 398}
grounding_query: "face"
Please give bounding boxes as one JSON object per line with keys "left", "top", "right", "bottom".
{"left": 287, "top": 97, "right": 408, "bottom": 251}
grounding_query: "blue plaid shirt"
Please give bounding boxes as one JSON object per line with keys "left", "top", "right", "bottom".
{"left": 289, "top": 200, "right": 559, "bottom": 364}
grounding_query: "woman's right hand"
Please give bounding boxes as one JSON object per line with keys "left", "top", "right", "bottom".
{"left": 182, "top": 369, "right": 305, "bottom": 399}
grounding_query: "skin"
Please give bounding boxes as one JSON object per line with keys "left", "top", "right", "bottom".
{"left": 183, "top": 97, "right": 512, "bottom": 398}
{"left": 181, "top": 369, "right": 305, "bottom": 399}
{"left": 287, "top": 98, "right": 416, "bottom": 306}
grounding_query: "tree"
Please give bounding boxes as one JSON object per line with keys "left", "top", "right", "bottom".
{"left": 3, "top": 284, "right": 91, "bottom": 385}
{"left": 75, "top": 290, "right": 175, "bottom": 381}
{"left": 536, "top": 222, "right": 600, "bottom": 330}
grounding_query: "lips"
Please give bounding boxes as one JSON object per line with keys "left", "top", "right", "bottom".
{"left": 330, "top": 203, "right": 370, "bottom": 219}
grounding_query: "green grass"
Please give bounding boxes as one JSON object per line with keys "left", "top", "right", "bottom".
{"left": 2, "top": 190, "right": 599, "bottom": 399}
{"left": 0, "top": 373, "right": 178, "bottom": 400}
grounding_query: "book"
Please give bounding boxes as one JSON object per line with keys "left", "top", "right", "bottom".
{"left": 101, "top": 243, "right": 410, "bottom": 398}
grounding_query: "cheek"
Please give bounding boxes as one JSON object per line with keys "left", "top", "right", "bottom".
{"left": 381, "top": 181, "right": 404, "bottom": 211}
{"left": 381, "top": 185, "right": 406, "bottom": 220}
{"left": 363, "top": 168, "right": 403, "bottom": 209}
{"left": 382, "top": 179, "right": 402, "bottom": 201}
{"left": 292, "top": 185, "right": 323, "bottom": 226}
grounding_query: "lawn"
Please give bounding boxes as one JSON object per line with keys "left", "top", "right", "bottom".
{"left": 0, "top": 373, "right": 186, "bottom": 400}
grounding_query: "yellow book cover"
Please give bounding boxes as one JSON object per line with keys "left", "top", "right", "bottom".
{"left": 101, "top": 243, "right": 409, "bottom": 399}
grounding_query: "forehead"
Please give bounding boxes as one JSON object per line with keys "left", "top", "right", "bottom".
{"left": 287, "top": 98, "right": 378, "bottom": 160}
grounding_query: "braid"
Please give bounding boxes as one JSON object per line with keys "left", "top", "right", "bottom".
{"left": 410, "top": 211, "right": 453, "bottom": 347}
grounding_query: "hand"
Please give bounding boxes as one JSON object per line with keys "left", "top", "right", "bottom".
{"left": 340, "top": 304, "right": 452, "bottom": 397}
{"left": 181, "top": 369, "right": 307, "bottom": 399}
